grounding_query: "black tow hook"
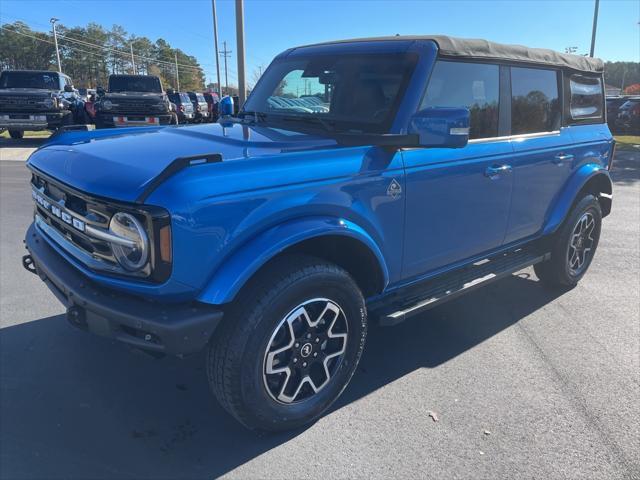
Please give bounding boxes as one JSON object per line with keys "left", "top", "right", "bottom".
{"left": 22, "top": 254, "right": 37, "bottom": 275}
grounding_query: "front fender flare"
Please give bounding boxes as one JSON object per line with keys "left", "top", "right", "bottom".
{"left": 197, "top": 216, "right": 390, "bottom": 305}
{"left": 543, "top": 163, "right": 612, "bottom": 236}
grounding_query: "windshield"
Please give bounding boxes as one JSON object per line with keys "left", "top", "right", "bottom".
{"left": 108, "top": 76, "right": 162, "bottom": 93}
{"left": 0, "top": 71, "right": 60, "bottom": 90}
{"left": 243, "top": 53, "right": 417, "bottom": 134}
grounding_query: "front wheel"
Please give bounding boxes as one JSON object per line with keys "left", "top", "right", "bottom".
{"left": 8, "top": 130, "right": 24, "bottom": 139}
{"left": 207, "top": 255, "right": 367, "bottom": 431}
{"left": 534, "top": 194, "right": 602, "bottom": 288}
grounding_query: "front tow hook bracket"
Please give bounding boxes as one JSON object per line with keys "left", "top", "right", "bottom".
{"left": 22, "top": 254, "right": 37, "bottom": 275}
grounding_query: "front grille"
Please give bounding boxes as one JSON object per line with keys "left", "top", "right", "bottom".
{"left": 31, "top": 173, "right": 118, "bottom": 268}
{"left": 111, "top": 100, "right": 161, "bottom": 114}
{"left": 0, "top": 96, "right": 48, "bottom": 111}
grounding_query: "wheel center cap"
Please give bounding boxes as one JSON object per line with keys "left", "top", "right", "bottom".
{"left": 300, "top": 343, "right": 313, "bottom": 358}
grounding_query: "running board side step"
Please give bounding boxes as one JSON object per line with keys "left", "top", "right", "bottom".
{"left": 372, "top": 249, "right": 550, "bottom": 326}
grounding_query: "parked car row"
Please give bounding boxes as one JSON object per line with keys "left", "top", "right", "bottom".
{"left": 606, "top": 95, "right": 640, "bottom": 134}
{"left": 0, "top": 70, "right": 221, "bottom": 138}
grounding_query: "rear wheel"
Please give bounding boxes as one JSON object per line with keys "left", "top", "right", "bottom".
{"left": 207, "top": 255, "right": 367, "bottom": 431}
{"left": 8, "top": 130, "right": 23, "bottom": 139}
{"left": 534, "top": 194, "right": 602, "bottom": 288}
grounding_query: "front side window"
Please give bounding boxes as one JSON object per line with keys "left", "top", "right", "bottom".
{"left": 244, "top": 53, "right": 417, "bottom": 134}
{"left": 511, "top": 67, "right": 560, "bottom": 134}
{"left": 421, "top": 61, "right": 500, "bottom": 139}
{"left": 568, "top": 74, "right": 603, "bottom": 121}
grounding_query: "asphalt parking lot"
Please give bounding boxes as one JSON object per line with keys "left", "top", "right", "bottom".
{"left": 0, "top": 138, "right": 638, "bottom": 479}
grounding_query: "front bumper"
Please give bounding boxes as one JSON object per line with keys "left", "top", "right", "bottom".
{"left": 0, "top": 111, "right": 69, "bottom": 130}
{"left": 96, "top": 113, "right": 173, "bottom": 127}
{"left": 24, "top": 222, "right": 223, "bottom": 355}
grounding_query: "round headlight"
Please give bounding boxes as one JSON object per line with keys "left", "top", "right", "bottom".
{"left": 109, "top": 212, "right": 149, "bottom": 271}
{"left": 43, "top": 97, "right": 55, "bottom": 108}
{"left": 102, "top": 100, "right": 113, "bottom": 110}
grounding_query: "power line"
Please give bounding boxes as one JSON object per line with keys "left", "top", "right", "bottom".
{"left": 2, "top": 14, "right": 221, "bottom": 68}
{"left": 57, "top": 33, "right": 205, "bottom": 71}
{"left": 1, "top": 23, "right": 208, "bottom": 73}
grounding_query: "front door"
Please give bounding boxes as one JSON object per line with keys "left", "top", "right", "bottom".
{"left": 401, "top": 142, "right": 514, "bottom": 279}
{"left": 401, "top": 60, "right": 513, "bottom": 280}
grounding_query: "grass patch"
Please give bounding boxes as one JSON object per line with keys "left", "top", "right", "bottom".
{"left": 615, "top": 136, "right": 640, "bottom": 151}
{"left": 0, "top": 130, "right": 52, "bottom": 139}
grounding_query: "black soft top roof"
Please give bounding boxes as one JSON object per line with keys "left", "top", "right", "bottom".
{"left": 303, "top": 35, "right": 604, "bottom": 73}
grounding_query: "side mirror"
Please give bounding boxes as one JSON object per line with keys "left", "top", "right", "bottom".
{"left": 96, "top": 86, "right": 105, "bottom": 96}
{"left": 64, "top": 84, "right": 74, "bottom": 93}
{"left": 408, "top": 107, "right": 470, "bottom": 148}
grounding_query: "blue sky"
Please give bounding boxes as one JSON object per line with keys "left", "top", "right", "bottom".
{"left": 1, "top": 0, "right": 638, "bottom": 87}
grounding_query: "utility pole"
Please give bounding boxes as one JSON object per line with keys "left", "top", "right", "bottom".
{"left": 220, "top": 41, "right": 232, "bottom": 95}
{"left": 130, "top": 42, "right": 136, "bottom": 74}
{"left": 50, "top": 17, "right": 61, "bottom": 73}
{"left": 589, "top": 0, "right": 600, "bottom": 57}
{"left": 235, "top": 0, "right": 247, "bottom": 106}
{"left": 174, "top": 52, "right": 180, "bottom": 91}
{"left": 211, "top": 0, "right": 222, "bottom": 95}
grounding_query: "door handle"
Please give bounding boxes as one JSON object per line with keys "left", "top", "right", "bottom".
{"left": 553, "top": 153, "right": 574, "bottom": 165}
{"left": 485, "top": 164, "right": 512, "bottom": 178}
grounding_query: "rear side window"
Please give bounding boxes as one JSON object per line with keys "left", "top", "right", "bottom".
{"left": 567, "top": 74, "right": 603, "bottom": 122}
{"left": 421, "top": 61, "right": 499, "bottom": 139}
{"left": 511, "top": 67, "right": 560, "bottom": 134}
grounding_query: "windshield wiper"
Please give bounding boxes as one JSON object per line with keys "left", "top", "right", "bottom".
{"left": 278, "top": 114, "right": 335, "bottom": 132}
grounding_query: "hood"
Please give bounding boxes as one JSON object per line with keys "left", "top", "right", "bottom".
{"left": 27, "top": 123, "right": 338, "bottom": 203}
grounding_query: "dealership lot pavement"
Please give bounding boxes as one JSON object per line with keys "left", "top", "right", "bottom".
{"left": 1, "top": 141, "right": 638, "bottom": 479}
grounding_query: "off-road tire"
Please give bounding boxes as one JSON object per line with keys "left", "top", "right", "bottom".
{"left": 207, "top": 254, "right": 367, "bottom": 431}
{"left": 534, "top": 194, "right": 602, "bottom": 288}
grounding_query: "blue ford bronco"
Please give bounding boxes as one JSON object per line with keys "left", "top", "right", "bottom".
{"left": 23, "top": 36, "right": 614, "bottom": 431}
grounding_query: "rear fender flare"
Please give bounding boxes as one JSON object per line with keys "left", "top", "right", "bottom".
{"left": 197, "top": 216, "right": 389, "bottom": 305}
{"left": 543, "top": 163, "right": 612, "bottom": 236}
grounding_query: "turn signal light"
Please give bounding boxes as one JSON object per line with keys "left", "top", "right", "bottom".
{"left": 159, "top": 225, "right": 172, "bottom": 263}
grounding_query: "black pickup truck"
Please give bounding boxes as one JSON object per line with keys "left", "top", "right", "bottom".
{"left": 0, "top": 70, "right": 85, "bottom": 139}
{"left": 94, "top": 75, "right": 173, "bottom": 128}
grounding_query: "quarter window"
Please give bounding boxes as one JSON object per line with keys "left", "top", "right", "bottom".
{"left": 421, "top": 61, "right": 499, "bottom": 139}
{"left": 511, "top": 67, "right": 560, "bottom": 135}
{"left": 568, "top": 74, "right": 603, "bottom": 121}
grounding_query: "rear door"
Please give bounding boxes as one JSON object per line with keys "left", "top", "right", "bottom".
{"left": 503, "top": 66, "right": 574, "bottom": 243}
{"left": 401, "top": 60, "right": 514, "bottom": 279}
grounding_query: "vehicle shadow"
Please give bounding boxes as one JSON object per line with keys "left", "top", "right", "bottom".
{"left": 0, "top": 272, "right": 566, "bottom": 479}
